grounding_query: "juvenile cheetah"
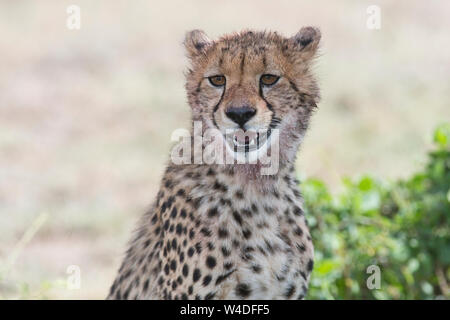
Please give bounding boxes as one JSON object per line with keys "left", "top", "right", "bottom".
{"left": 107, "top": 27, "right": 321, "bottom": 300}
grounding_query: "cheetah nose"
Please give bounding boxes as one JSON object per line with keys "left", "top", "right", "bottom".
{"left": 225, "top": 106, "right": 256, "bottom": 128}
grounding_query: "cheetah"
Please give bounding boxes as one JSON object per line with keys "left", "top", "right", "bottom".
{"left": 107, "top": 27, "right": 321, "bottom": 300}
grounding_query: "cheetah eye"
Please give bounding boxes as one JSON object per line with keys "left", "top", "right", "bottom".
{"left": 260, "top": 74, "right": 280, "bottom": 86}
{"left": 208, "top": 75, "right": 226, "bottom": 87}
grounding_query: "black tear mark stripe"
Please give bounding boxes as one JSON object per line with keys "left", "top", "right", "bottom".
{"left": 258, "top": 83, "right": 274, "bottom": 113}
{"left": 212, "top": 83, "right": 226, "bottom": 129}
{"left": 258, "top": 80, "right": 277, "bottom": 131}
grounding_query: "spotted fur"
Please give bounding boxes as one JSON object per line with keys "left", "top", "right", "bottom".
{"left": 107, "top": 27, "right": 321, "bottom": 300}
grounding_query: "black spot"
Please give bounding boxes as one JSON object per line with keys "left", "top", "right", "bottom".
{"left": 294, "top": 206, "right": 303, "bottom": 216}
{"left": 307, "top": 259, "right": 314, "bottom": 272}
{"left": 182, "top": 264, "right": 189, "bottom": 277}
{"left": 300, "top": 271, "right": 307, "bottom": 280}
{"left": 176, "top": 223, "right": 183, "bottom": 235}
{"left": 164, "top": 264, "right": 169, "bottom": 275}
{"left": 176, "top": 189, "right": 185, "bottom": 197}
{"left": 235, "top": 283, "right": 251, "bottom": 298}
{"left": 163, "top": 220, "right": 170, "bottom": 231}
{"left": 180, "top": 209, "right": 187, "bottom": 218}
{"left": 170, "top": 207, "right": 178, "bottom": 219}
{"left": 252, "top": 265, "right": 262, "bottom": 273}
{"left": 221, "top": 246, "right": 231, "bottom": 257}
{"left": 171, "top": 238, "right": 178, "bottom": 250}
{"left": 232, "top": 211, "right": 243, "bottom": 225}
{"left": 218, "top": 227, "right": 229, "bottom": 238}
{"left": 188, "top": 286, "right": 193, "bottom": 295}
{"left": 207, "top": 207, "right": 219, "bottom": 218}
{"left": 202, "top": 275, "right": 212, "bottom": 286}
{"left": 294, "top": 226, "right": 303, "bottom": 236}
{"left": 242, "top": 229, "right": 252, "bottom": 239}
{"left": 187, "top": 247, "right": 195, "bottom": 257}
{"left": 122, "top": 287, "right": 130, "bottom": 299}
{"left": 166, "top": 196, "right": 175, "bottom": 208}
{"left": 235, "top": 190, "right": 244, "bottom": 199}
{"left": 224, "top": 262, "right": 233, "bottom": 270}
{"left": 181, "top": 293, "right": 188, "bottom": 300}
{"left": 206, "top": 256, "right": 217, "bottom": 269}
{"left": 242, "top": 209, "right": 252, "bottom": 217}
{"left": 200, "top": 227, "right": 212, "bottom": 237}
{"left": 285, "top": 284, "right": 296, "bottom": 298}
{"left": 170, "top": 260, "right": 177, "bottom": 271}
{"left": 264, "top": 240, "right": 274, "bottom": 254}
{"left": 204, "top": 292, "right": 216, "bottom": 300}
{"left": 213, "top": 181, "right": 227, "bottom": 192}
{"left": 164, "top": 179, "right": 173, "bottom": 189}
{"left": 296, "top": 243, "right": 306, "bottom": 252}
{"left": 195, "top": 242, "right": 202, "bottom": 254}
{"left": 193, "top": 269, "right": 201, "bottom": 282}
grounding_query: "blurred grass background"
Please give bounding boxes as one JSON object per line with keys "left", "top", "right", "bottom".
{"left": 0, "top": 0, "right": 449, "bottom": 299}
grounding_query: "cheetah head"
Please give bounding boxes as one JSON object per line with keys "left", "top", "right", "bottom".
{"left": 184, "top": 28, "right": 321, "bottom": 176}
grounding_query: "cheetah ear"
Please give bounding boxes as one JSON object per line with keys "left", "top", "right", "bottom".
{"left": 290, "top": 26, "right": 321, "bottom": 60}
{"left": 184, "top": 29, "right": 212, "bottom": 59}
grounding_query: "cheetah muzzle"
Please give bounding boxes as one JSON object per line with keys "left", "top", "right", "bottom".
{"left": 107, "top": 27, "right": 321, "bottom": 300}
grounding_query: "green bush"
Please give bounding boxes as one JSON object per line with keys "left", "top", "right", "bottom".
{"left": 304, "top": 123, "right": 450, "bottom": 300}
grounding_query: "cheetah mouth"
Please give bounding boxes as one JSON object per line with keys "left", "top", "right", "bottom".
{"left": 224, "top": 129, "right": 272, "bottom": 154}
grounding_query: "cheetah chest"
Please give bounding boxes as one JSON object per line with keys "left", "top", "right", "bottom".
{"left": 191, "top": 198, "right": 314, "bottom": 300}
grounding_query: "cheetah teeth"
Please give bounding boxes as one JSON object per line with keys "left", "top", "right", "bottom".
{"left": 232, "top": 134, "right": 258, "bottom": 148}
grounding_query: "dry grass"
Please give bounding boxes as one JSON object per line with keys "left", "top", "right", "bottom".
{"left": 0, "top": 0, "right": 449, "bottom": 299}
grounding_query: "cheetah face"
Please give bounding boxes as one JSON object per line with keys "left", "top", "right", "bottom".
{"left": 184, "top": 28, "right": 321, "bottom": 168}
